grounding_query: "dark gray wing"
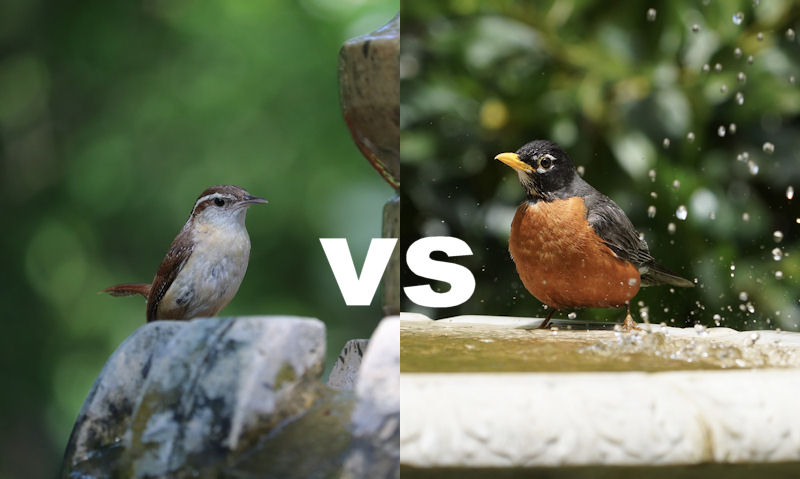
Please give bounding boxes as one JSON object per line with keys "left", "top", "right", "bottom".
{"left": 583, "top": 191, "right": 693, "bottom": 287}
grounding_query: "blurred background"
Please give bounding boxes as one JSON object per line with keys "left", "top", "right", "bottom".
{"left": 401, "top": 1, "right": 800, "bottom": 328}
{"left": 0, "top": 0, "right": 397, "bottom": 476}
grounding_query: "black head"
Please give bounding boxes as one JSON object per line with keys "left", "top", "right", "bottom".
{"left": 495, "top": 140, "right": 578, "bottom": 200}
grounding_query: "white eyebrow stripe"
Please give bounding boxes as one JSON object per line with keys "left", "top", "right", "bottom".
{"left": 192, "top": 193, "right": 237, "bottom": 213}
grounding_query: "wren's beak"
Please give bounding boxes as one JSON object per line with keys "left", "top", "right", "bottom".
{"left": 241, "top": 195, "right": 268, "bottom": 207}
{"left": 495, "top": 152, "right": 533, "bottom": 173}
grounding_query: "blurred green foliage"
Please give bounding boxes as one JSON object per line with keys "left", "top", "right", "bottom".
{"left": 0, "top": 0, "right": 397, "bottom": 477}
{"left": 401, "top": 1, "right": 800, "bottom": 331}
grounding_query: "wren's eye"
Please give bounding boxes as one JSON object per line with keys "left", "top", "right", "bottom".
{"left": 214, "top": 198, "right": 225, "bottom": 207}
{"left": 539, "top": 155, "right": 553, "bottom": 170}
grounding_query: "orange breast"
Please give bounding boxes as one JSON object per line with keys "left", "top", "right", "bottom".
{"left": 509, "top": 197, "right": 640, "bottom": 310}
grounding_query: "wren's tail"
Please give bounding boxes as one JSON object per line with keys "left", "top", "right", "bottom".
{"left": 641, "top": 262, "right": 694, "bottom": 288}
{"left": 101, "top": 283, "right": 151, "bottom": 297}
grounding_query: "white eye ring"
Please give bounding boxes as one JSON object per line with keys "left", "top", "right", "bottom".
{"left": 538, "top": 154, "right": 555, "bottom": 170}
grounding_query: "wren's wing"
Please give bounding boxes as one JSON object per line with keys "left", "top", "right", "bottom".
{"left": 583, "top": 192, "right": 693, "bottom": 288}
{"left": 146, "top": 228, "right": 195, "bottom": 322}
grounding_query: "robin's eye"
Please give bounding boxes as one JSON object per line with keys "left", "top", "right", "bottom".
{"left": 539, "top": 156, "right": 553, "bottom": 169}
{"left": 214, "top": 198, "right": 225, "bottom": 207}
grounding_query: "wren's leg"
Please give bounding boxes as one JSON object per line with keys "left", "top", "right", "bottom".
{"left": 538, "top": 309, "right": 557, "bottom": 329}
{"left": 622, "top": 303, "right": 639, "bottom": 331}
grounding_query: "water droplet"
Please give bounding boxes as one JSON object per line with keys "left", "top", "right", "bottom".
{"left": 747, "top": 55, "right": 754, "bottom": 64}
{"left": 737, "top": 72, "right": 746, "bottom": 83}
{"left": 720, "top": 84, "right": 728, "bottom": 93}
{"left": 648, "top": 205, "right": 657, "bottom": 218}
{"left": 662, "top": 138, "right": 670, "bottom": 149}
{"left": 772, "top": 247, "right": 782, "bottom": 261}
{"left": 735, "top": 92, "right": 744, "bottom": 105}
{"left": 762, "top": 142, "right": 775, "bottom": 153}
{"left": 650, "top": 191, "right": 658, "bottom": 199}
{"left": 672, "top": 179, "right": 681, "bottom": 189}
{"left": 757, "top": 32, "right": 764, "bottom": 41}
{"left": 646, "top": 8, "right": 657, "bottom": 21}
{"left": 742, "top": 212, "right": 750, "bottom": 222}
{"left": 728, "top": 123, "right": 736, "bottom": 134}
{"left": 717, "top": 125, "right": 726, "bottom": 137}
{"left": 738, "top": 291, "right": 749, "bottom": 302}
{"left": 567, "top": 312, "right": 577, "bottom": 320}
{"left": 734, "top": 47, "right": 743, "bottom": 58}
{"left": 694, "top": 324, "right": 708, "bottom": 336}
{"left": 648, "top": 169, "right": 656, "bottom": 182}
{"left": 628, "top": 277, "right": 638, "bottom": 286}
{"left": 790, "top": 75, "right": 797, "bottom": 84}
{"left": 787, "top": 28, "right": 796, "bottom": 41}
{"left": 775, "top": 270, "right": 784, "bottom": 279}
{"left": 747, "top": 160, "right": 759, "bottom": 175}
{"left": 748, "top": 332, "right": 760, "bottom": 345}
{"left": 787, "top": 186, "right": 794, "bottom": 200}
{"left": 709, "top": 211, "right": 716, "bottom": 220}
{"left": 692, "top": 24, "right": 700, "bottom": 33}
{"left": 732, "top": 12, "right": 744, "bottom": 25}
{"left": 676, "top": 205, "right": 688, "bottom": 220}
{"left": 702, "top": 63, "right": 710, "bottom": 73}
{"left": 576, "top": 165, "right": 585, "bottom": 176}
{"left": 713, "top": 313, "right": 722, "bottom": 326}
{"left": 667, "top": 222, "right": 676, "bottom": 234}
{"left": 686, "top": 132, "right": 695, "bottom": 143}
{"left": 550, "top": 326, "right": 559, "bottom": 335}
{"left": 714, "top": 63, "right": 723, "bottom": 72}
{"left": 773, "top": 230, "right": 784, "bottom": 243}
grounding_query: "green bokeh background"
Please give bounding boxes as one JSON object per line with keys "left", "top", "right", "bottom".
{"left": 401, "top": 1, "right": 800, "bottom": 328}
{"left": 0, "top": 0, "right": 398, "bottom": 476}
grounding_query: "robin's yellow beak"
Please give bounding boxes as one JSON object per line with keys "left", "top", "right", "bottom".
{"left": 495, "top": 152, "right": 533, "bottom": 173}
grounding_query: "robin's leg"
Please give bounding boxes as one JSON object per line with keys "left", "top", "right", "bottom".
{"left": 622, "top": 303, "right": 639, "bottom": 331}
{"left": 538, "top": 309, "right": 557, "bottom": 329}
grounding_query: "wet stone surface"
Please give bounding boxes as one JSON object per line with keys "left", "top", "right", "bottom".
{"left": 401, "top": 314, "right": 800, "bottom": 373}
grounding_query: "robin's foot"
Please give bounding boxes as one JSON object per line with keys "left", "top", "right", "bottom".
{"left": 537, "top": 309, "right": 557, "bottom": 329}
{"left": 622, "top": 312, "right": 641, "bottom": 332}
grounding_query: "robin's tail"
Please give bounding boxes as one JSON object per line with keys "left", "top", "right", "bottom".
{"left": 101, "top": 283, "right": 151, "bottom": 297}
{"left": 641, "top": 263, "right": 694, "bottom": 288}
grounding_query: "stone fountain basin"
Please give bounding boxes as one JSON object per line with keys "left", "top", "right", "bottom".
{"left": 400, "top": 313, "right": 800, "bottom": 470}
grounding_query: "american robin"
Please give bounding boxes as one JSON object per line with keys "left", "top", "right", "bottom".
{"left": 495, "top": 140, "right": 693, "bottom": 330}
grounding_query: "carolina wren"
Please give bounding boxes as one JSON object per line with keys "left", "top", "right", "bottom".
{"left": 103, "top": 185, "right": 267, "bottom": 322}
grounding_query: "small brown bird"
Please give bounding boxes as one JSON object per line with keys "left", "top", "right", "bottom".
{"left": 496, "top": 140, "right": 693, "bottom": 330}
{"left": 103, "top": 185, "right": 267, "bottom": 322}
